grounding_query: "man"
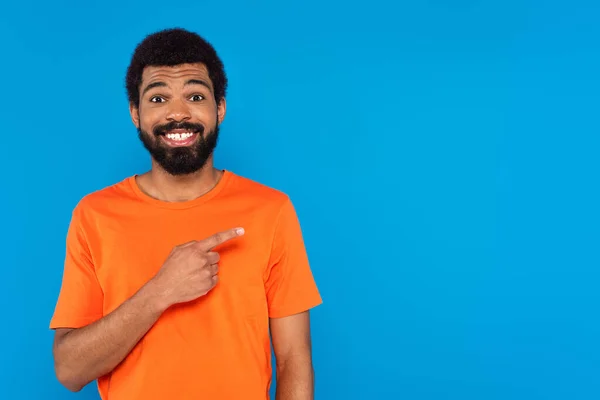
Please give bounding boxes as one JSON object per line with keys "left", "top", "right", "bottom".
{"left": 49, "top": 28, "right": 322, "bottom": 400}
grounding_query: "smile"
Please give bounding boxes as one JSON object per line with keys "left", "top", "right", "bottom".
{"left": 160, "top": 130, "right": 199, "bottom": 147}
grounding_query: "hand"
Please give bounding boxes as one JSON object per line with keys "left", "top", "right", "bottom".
{"left": 150, "top": 227, "right": 245, "bottom": 308}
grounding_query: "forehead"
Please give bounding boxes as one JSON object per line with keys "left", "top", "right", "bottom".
{"left": 141, "top": 63, "right": 212, "bottom": 89}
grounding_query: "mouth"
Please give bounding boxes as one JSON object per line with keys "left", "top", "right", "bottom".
{"left": 159, "top": 129, "right": 200, "bottom": 147}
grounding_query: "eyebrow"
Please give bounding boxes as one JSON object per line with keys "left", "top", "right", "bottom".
{"left": 185, "top": 79, "right": 212, "bottom": 91}
{"left": 141, "top": 79, "right": 212, "bottom": 96}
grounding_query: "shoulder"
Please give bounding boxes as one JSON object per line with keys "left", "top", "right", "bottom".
{"left": 225, "top": 170, "right": 293, "bottom": 211}
{"left": 70, "top": 176, "right": 135, "bottom": 221}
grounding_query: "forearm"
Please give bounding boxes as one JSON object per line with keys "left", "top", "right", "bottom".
{"left": 275, "top": 357, "right": 314, "bottom": 400}
{"left": 53, "top": 280, "right": 168, "bottom": 391}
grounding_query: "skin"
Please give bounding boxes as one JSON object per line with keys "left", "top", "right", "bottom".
{"left": 133, "top": 63, "right": 226, "bottom": 201}
{"left": 52, "top": 63, "right": 315, "bottom": 399}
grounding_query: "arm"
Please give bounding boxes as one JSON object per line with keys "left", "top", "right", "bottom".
{"left": 52, "top": 280, "right": 167, "bottom": 392}
{"left": 270, "top": 311, "right": 315, "bottom": 400}
{"left": 52, "top": 228, "right": 243, "bottom": 392}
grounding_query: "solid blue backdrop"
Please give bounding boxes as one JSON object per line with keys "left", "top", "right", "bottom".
{"left": 1, "top": 0, "right": 599, "bottom": 399}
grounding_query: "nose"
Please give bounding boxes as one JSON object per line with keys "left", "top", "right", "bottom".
{"left": 165, "top": 98, "right": 191, "bottom": 122}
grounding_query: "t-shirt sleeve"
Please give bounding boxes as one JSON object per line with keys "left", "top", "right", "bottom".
{"left": 49, "top": 205, "right": 104, "bottom": 329}
{"left": 264, "top": 197, "right": 322, "bottom": 318}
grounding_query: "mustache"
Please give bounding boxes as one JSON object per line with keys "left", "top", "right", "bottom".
{"left": 153, "top": 121, "right": 205, "bottom": 136}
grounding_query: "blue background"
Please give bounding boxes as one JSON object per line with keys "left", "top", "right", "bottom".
{"left": 1, "top": 0, "right": 599, "bottom": 399}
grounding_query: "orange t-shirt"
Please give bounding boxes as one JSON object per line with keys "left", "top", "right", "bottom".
{"left": 49, "top": 170, "right": 322, "bottom": 400}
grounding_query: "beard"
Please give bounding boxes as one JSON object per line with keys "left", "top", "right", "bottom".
{"left": 137, "top": 120, "right": 219, "bottom": 176}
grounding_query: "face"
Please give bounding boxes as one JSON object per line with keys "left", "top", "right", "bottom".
{"left": 130, "top": 63, "right": 226, "bottom": 175}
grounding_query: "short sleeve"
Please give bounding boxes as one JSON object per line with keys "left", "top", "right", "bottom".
{"left": 264, "top": 197, "right": 322, "bottom": 318}
{"left": 49, "top": 205, "right": 104, "bottom": 329}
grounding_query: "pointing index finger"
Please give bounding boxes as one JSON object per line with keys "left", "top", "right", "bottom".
{"left": 198, "top": 227, "right": 245, "bottom": 251}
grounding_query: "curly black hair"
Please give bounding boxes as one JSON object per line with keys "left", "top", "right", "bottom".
{"left": 125, "top": 28, "right": 227, "bottom": 109}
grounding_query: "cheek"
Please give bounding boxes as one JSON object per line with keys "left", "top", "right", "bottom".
{"left": 138, "top": 109, "right": 161, "bottom": 132}
{"left": 193, "top": 104, "right": 218, "bottom": 123}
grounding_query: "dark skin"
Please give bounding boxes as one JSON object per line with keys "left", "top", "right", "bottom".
{"left": 52, "top": 63, "right": 315, "bottom": 399}
{"left": 133, "top": 63, "right": 226, "bottom": 201}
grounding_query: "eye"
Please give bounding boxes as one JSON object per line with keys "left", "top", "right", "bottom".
{"left": 189, "top": 94, "right": 204, "bottom": 102}
{"left": 150, "top": 96, "right": 165, "bottom": 103}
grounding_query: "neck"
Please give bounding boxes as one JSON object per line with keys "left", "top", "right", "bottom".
{"left": 136, "top": 156, "right": 223, "bottom": 202}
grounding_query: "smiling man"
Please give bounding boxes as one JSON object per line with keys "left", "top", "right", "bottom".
{"left": 49, "top": 28, "right": 322, "bottom": 400}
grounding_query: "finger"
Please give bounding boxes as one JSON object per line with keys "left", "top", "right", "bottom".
{"left": 197, "top": 227, "right": 244, "bottom": 251}
{"left": 206, "top": 251, "right": 220, "bottom": 264}
{"left": 210, "top": 263, "right": 219, "bottom": 276}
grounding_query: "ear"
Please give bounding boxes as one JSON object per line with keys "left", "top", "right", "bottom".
{"left": 129, "top": 102, "right": 140, "bottom": 129}
{"left": 217, "top": 97, "right": 227, "bottom": 125}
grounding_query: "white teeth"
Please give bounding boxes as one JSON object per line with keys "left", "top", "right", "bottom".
{"left": 165, "top": 132, "right": 194, "bottom": 141}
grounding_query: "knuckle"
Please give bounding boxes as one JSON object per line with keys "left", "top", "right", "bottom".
{"left": 193, "top": 248, "right": 205, "bottom": 258}
{"left": 209, "top": 252, "right": 220, "bottom": 263}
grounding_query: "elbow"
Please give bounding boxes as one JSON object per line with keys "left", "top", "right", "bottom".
{"left": 53, "top": 348, "right": 86, "bottom": 392}
{"left": 276, "top": 355, "right": 314, "bottom": 377}
{"left": 54, "top": 362, "right": 86, "bottom": 392}
{"left": 62, "top": 381, "right": 84, "bottom": 393}
{"left": 52, "top": 330, "right": 87, "bottom": 392}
